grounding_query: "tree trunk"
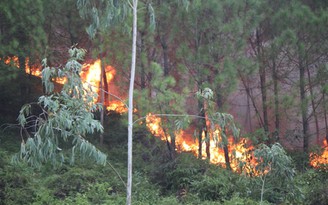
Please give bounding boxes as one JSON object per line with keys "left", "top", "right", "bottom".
{"left": 127, "top": 1, "right": 138, "bottom": 204}
{"left": 18, "top": 56, "right": 29, "bottom": 104}
{"left": 272, "top": 58, "right": 279, "bottom": 142}
{"left": 205, "top": 130, "right": 210, "bottom": 159}
{"left": 323, "top": 92, "right": 328, "bottom": 144}
{"left": 306, "top": 66, "right": 320, "bottom": 145}
{"left": 102, "top": 62, "right": 109, "bottom": 103}
{"left": 223, "top": 132, "right": 231, "bottom": 170}
{"left": 161, "top": 36, "right": 170, "bottom": 76}
{"left": 99, "top": 59, "right": 105, "bottom": 145}
{"left": 197, "top": 99, "right": 205, "bottom": 159}
{"left": 238, "top": 72, "right": 264, "bottom": 128}
{"left": 256, "top": 29, "right": 269, "bottom": 134}
{"left": 203, "top": 100, "right": 211, "bottom": 160}
{"left": 198, "top": 129, "right": 203, "bottom": 159}
{"left": 299, "top": 58, "right": 309, "bottom": 154}
{"left": 140, "top": 32, "right": 146, "bottom": 89}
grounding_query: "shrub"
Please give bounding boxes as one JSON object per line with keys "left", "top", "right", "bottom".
{"left": 297, "top": 169, "right": 328, "bottom": 205}
{"left": 190, "top": 167, "right": 240, "bottom": 202}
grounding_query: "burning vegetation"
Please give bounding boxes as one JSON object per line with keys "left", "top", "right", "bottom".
{"left": 3, "top": 56, "right": 328, "bottom": 172}
{"left": 310, "top": 140, "right": 328, "bottom": 169}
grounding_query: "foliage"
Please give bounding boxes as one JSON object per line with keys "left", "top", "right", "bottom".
{"left": 135, "top": 62, "right": 189, "bottom": 154}
{"left": 222, "top": 196, "right": 271, "bottom": 205}
{"left": 77, "top": 0, "right": 132, "bottom": 38}
{"left": 0, "top": 0, "right": 46, "bottom": 58}
{"left": 297, "top": 169, "right": 328, "bottom": 205}
{"left": 13, "top": 47, "right": 106, "bottom": 167}
{"left": 190, "top": 168, "right": 237, "bottom": 202}
{"left": 248, "top": 143, "right": 302, "bottom": 204}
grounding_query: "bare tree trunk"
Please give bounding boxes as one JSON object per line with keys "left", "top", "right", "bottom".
{"left": 139, "top": 32, "right": 146, "bottom": 89}
{"left": 299, "top": 58, "right": 309, "bottom": 154}
{"left": 272, "top": 59, "right": 279, "bottom": 141}
{"left": 222, "top": 130, "right": 231, "bottom": 170}
{"left": 102, "top": 62, "right": 109, "bottom": 103}
{"left": 256, "top": 29, "right": 269, "bottom": 134}
{"left": 203, "top": 101, "right": 211, "bottom": 159}
{"left": 238, "top": 72, "right": 264, "bottom": 128}
{"left": 127, "top": 1, "right": 138, "bottom": 204}
{"left": 306, "top": 66, "right": 320, "bottom": 145}
{"left": 198, "top": 129, "right": 203, "bottom": 159}
{"left": 161, "top": 37, "right": 170, "bottom": 76}
{"left": 100, "top": 59, "right": 105, "bottom": 145}
{"left": 197, "top": 99, "right": 205, "bottom": 159}
{"left": 323, "top": 92, "right": 328, "bottom": 144}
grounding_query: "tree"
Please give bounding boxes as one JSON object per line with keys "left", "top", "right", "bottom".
{"left": 276, "top": 1, "right": 328, "bottom": 155}
{"left": 252, "top": 143, "right": 300, "bottom": 204}
{"left": 135, "top": 62, "right": 188, "bottom": 158}
{"left": 15, "top": 47, "right": 106, "bottom": 167}
{"left": 77, "top": 1, "right": 137, "bottom": 204}
{"left": 197, "top": 88, "right": 240, "bottom": 170}
{"left": 0, "top": 0, "right": 47, "bottom": 105}
{"left": 127, "top": 1, "right": 138, "bottom": 204}
{"left": 0, "top": 0, "right": 46, "bottom": 64}
{"left": 174, "top": 0, "right": 253, "bottom": 160}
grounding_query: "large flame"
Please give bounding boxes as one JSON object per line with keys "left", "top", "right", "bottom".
{"left": 310, "top": 140, "right": 328, "bottom": 169}
{"left": 2, "top": 56, "right": 126, "bottom": 113}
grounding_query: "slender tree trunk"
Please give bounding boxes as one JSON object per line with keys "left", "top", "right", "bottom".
{"left": 203, "top": 101, "right": 211, "bottom": 159}
{"left": 306, "top": 66, "right": 320, "bottom": 145}
{"left": 246, "top": 94, "right": 253, "bottom": 132}
{"left": 272, "top": 59, "right": 279, "bottom": 141}
{"left": 205, "top": 130, "right": 210, "bottom": 159}
{"left": 102, "top": 62, "right": 109, "bottom": 103}
{"left": 18, "top": 56, "right": 29, "bottom": 103}
{"left": 222, "top": 131, "right": 231, "bottom": 170}
{"left": 127, "top": 1, "right": 138, "bottom": 204}
{"left": 256, "top": 29, "right": 269, "bottom": 134}
{"left": 299, "top": 58, "right": 309, "bottom": 154}
{"left": 198, "top": 129, "right": 203, "bottom": 159}
{"left": 100, "top": 59, "right": 105, "bottom": 145}
{"left": 170, "top": 130, "right": 176, "bottom": 157}
{"left": 197, "top": 99, "right": 205, "bottom": 159}
{"left": 238, "top": 72, "right": 264, "bottom": 128}
{"left": 161, "top": 36, "right": 170, "bottom": 76}
{"left": 140, "top": 32, "right": 146, "bottom": 89}
{"left": 323, "top": 92, "right": 328, "bottom": 144}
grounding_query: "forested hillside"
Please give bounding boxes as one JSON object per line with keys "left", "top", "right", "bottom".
{"left": 1, "top": 0, "right": 328, "bottom": 204}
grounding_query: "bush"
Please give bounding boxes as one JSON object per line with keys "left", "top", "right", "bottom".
{"left": 0, "top": 162, "right": 37, "bottom": 205}
{"left": 223, "top": 196, "right": 271, "bottom": 205}
{"left": 297, "top": 169, "right": 328, "bottom": 205}
{"left": 190, "top": 166, "right": 244, "bottom": 202}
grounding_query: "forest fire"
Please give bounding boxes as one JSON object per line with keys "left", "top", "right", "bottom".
{"left": 146, "top": 113, "right": 257, "bottom": 173}
{"left": 0, "top": 57, "right": 266, "bottom": 173}
{"left": 4, "top": 56, "right": 328, "bottom": 171}
{"left": 2, "top": 56, "right": 126, "bottom": 113}
{"left": 310, "top": 140, "right": 328, "bottom": 169}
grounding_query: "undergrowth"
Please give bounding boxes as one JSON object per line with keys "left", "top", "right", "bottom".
{"left": 0, "top": 129, "right": 326, "bottom": 204}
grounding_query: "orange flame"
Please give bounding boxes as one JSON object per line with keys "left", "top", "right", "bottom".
{"left": 310, "top": 140, "right": 328, "bottom": 169}
{"left": 145, "top": 113, "right": 257, "bottom": 173}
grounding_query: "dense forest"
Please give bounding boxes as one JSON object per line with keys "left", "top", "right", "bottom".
{"left": 1, "top": 0, "right": 328, "bottom": 204}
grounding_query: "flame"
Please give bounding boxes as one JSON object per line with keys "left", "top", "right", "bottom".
{"left": 81, "top": 59, "right": 101, "bottom": 94}
{"left": 145, "top": 113, "right": 257, "bottom": 173}
{"left": 106, "top": 100, "right": 128, "bottom": 113}
{"left": 3, "top": 56, "right": 19, "bottom": 67}
{"left": 310, "top": 140, "right": 328, "bottom": 168}
{"left": 2, "top": 56, "right": 127, "bottom": 113}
